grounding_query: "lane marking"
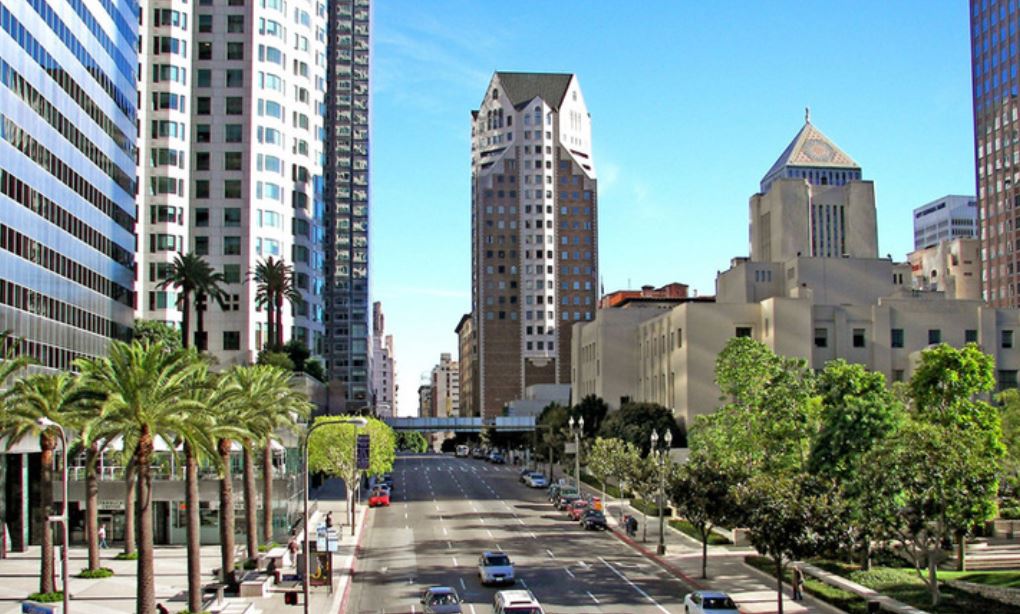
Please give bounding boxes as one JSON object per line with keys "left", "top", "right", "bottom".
{"left": 599, "top": 556, "right": 670, "bottom": 614}
{"left": 447, "top": 541, "right": 453, "bottom": 550}
{"left": 529, "top": 532, "right": 538, "bottom": 540}
{"left": 443, "top": 527, "right": 448, "bottom": 535}
{"left": 452, "top": 557, "right": 459, "bottom": 567}
{"left": 469, "top": 605, "right": 477, "bottom": 614}
{"left": 519, "top": 578, "right": 528, "bottom": 588}
{"left": 460, "top": 577, "right": 466, "bottom": 590}
{"left": 564, "top": 566, "right": 575, "bottom": 579}
{"left": 545, "top": 549, "right": 556, "bottom": 559}
{"left": 586, "top": 591, "right": 600, "bottom": 604}
{"left": 486, "top": 529, "right": 494, "bottom": 538}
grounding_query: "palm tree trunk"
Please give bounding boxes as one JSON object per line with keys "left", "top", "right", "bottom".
{"left": 218, "top": 439, "right": 236, "bottom": 585}
{"left": 136, "top": 433, "right": 156, "bottom": 614}
{"left": 86, "top": 444, "right": 100, "bottom": 570}
{"left": 262, "top": 443, "right": 274, "bottom": 543}
{"left": 181, "top": 289, "right": 191, "bottom": 349}
{"left": 195, "top": 292, "right": 206, "bottom": 352}
{"left": 185, "top": 443, "right": 202, "bottom": 614}
{"left": 242, "top": 441, "right": 258, "bottom": 560}
{"left": 265, "top": 302, "right": 275, "bottom": 352}
{"left": 124, "top": 457, "right": 137, "bottom": 555}
{"left": 274, "top": 294, "right": 284, "bottom": 347}
{"left": 39, "top": 435, "right": 55, "bottom": 594}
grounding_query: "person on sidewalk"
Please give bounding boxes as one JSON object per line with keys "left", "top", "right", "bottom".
{"left": 627, "top": 515, "right": 638, "bottom": 537}
{"left": 792, "top": 564, "right": 804, "bottom": 601}
{"left": 325, "top": 511, "right": 333, "bottom": 528}
{"left": 98, "top": 524, "right": 108, "bottom": 549}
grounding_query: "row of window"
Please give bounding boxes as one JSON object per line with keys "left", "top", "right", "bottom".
{"left": 1, "top": 3, "right": 134, "bottom": 122}
{"left": 2, "top": 335, "right": 92, "bottom": 372}
{"left": 482, "top": 311, "right": 591, "bottom": 323}
{"left": 0, "top": 114, "right": 134, "bottom": 232}
{"left": 27, "top": 0, "right": 134, "bottom": 85}
{"left": 0, "top": 223, "right": 133, "bottom": 305}
{"left": 0, "top": 170, "right": 133, "bottom": 267}
{"left": 1, "top": 59, "right": 134, "bottom": 195}
{"left": 0, "top": 279, "right": 127, "bottom": 339}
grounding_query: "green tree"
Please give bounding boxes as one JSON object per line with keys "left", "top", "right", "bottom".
{"left": 72, "top": 395, "right": 118, "bottom": 572}
{"left": 307, "top": 416, "right": 396, "bottom": 528}
{"left": 157, "top": 252, "right": 228, "bottom": 351}
{"left": 737, "top": 473, "right": 844, "bottom": 614}
{"left": 571, "top": 395, "right": 609, "bottom": 437}
{"left": 997, "top": 388, "right": 1020, "bottom": 514}
{"left": 131, "top": 319, "right": 182, "bottom": 352}
{"left": 257, "top": 349, "right": 295, "bottom": 371}
{"left": 597, "top": 402, "right": 684, "bottom": 456}
{"left": 626, "top": 453, "right": 664, "bottom": 543}
{"left": 249, "top": 257, "right": 301, "bottom": 350}
{"left": 585, "top": 437, "right": 639, "bottom": 518}
{"left": 75, "top": 341, "right": 204, "bottom": 614}
{"left": 396, "top": 431, "right": 429, "bottom": 453}
{"left": 668, "top": 455, "right": 739, "bottom": 578}
{"left": 3, "top": 373, "right": 90, "bottom": 594}
{"left": 536, "top": 403, "right": 570, "bottom": 476}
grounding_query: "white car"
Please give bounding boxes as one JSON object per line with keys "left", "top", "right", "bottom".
{"left": 683, "top": 590, "right": 739, "bottom": 614}
{"left": 525, "top": 473, "right": 548, "bottom": 488}
{"left": 493, "top": 589, "right": 544, "bottom": 614}
{"left": 478, "top": 551, "right": 515, "bottom": 586}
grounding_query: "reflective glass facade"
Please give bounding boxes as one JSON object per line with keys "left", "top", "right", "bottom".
{"left": 0, "top": 0, "right": 138, "bottom": 368}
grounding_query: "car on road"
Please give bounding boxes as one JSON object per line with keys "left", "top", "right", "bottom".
{"left": 556, "top": 493, "right": 582, "bottom": 510}
{"left": 472, "top": 448, "right": 486, "bottom": 459}
{"left": 524, "top": 473, "right": 548, "bottom": 488}
{"left": 383, "top": 473, "right": 394, "bottom": 489}
{"left": 492, "top": 589, "right": 544, "bottom": 614}
{"left": 455, "top": 445, "right": 470, "bottom": 458}
{"left": 488, "top": 452, "right": 505, "bottom": 464}
{"left": 419, "top": 586, "right": 463, "bottom": 614}
{"left": 580, "top": 509, "right": 607, "bottom": 530}
{"left": 547, "top": 483, "right": 577, "bottom": 502}
{"left": 518, "top": 468, "right": 533, "bottom": 483}
{"left": 683, "top": 590, "right": 739, "bottom": 614}
{"left": 368, "top": 487, "right": 390, "bottom": 507}
{"left": 477, "top": 551, "right": 515, "bottom": 586}
{"left": 566, "top": 499, "right": 590, "bottom": 520}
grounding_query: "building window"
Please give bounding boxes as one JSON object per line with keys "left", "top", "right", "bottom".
{"left": 196, "top": 97, "right": 211, "bottom": 114}
{"left": 227, "top": 42, "right": 244, "bottom": 60}
{"left": 999, "top": 370, "right": 1019, "bottom": 392}
{"left": 225, "top": 97, "right": 243, "bottom": 115}
{"left": 224, "top": 208, "right": 242, "bottom": 227}
{"left": 224, "top": 151, "right": 243, "bottom": 170}
{"left": 814, "top": 328, "right": 828, "bottom": 348}
{"left": 227, "top": 14, "right": 244, "bottom": 32}
{"left": 225, "top": 124, "right": 243, "bottom": 143}
{"left": 195, "top": 152, "right": 210, "bottom": 170}
{"left": 892, "top": 369, "right": 905, "bottom": 382}
{"left": 223, "top": 264, "right": 241, "bottom": 284}
{"left": 1003, "top": 330, "right": 1014, "bottom": 349}
{"left": 891, "top": 328, "right": 904, "bottom": 348}
{"left": 852, "top": 328, "right": 866, "bottom": 348}
{"left": 193, "top": 236, "right": 209, "bottom": 255}
{"left": 198, "top": 14, "right": 212, "bottom": 32}
{"left": 226, "top": 69, "right": 244, "bottom": 87}
{"left": 735, "top": 327, "right": 752, "bottom": 338}
{"left": 928, "top": 329, "right": 941, "bottom": 345}
{"left": 965, "top": 329, "right": 978, "bottom": 343}
{"left": 224, "top": 180, "right": 242, "bottom": 198}
{"left": 677, "top": 328, "right": 683, "bottom": 348}
{"left": 223, "top": 236, "right": 241, "bottom": 255}
{"left": 223, "top": 331, "right": 241, "bottom": 351}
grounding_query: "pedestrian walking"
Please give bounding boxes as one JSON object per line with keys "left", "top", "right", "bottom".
{"left": 98, "top": 524, "right": 108, "bottom": 549}
{"left": 792, "top": 564, "right": 804, "bottom": 601}
{"left": 325, "top": 511, "right": 333, "bottom": 528}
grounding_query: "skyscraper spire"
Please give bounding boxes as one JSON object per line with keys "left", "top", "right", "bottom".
{"left": 805, "top": 106, "right": 811, "bottom": 124}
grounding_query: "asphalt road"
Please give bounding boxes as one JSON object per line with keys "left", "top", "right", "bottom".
{"left": 346, "top": 454, "right": 695, "bottom": 614}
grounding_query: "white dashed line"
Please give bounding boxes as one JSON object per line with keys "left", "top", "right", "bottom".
{"left": 545, "top": 549, "right": 556, "bottom": 559}
{"left": 599, "top": 557, "right": 670, "bottom": 614}
{"left": 586, "top": 591, "right": 600, "bottom": 604}
{"left": 564, "top": 567, "right": 575, "bottom": 579}
{"left": 452, "top": 557, "right": 459, "bottom": 567}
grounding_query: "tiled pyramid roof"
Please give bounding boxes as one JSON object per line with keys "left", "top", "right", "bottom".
{"left": 495, "top": 72, "right": 573, "bottom": 111}
{"left": 763, "top": 117, "right": 860, "bottom": 181}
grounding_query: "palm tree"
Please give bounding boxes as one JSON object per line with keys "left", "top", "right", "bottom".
{"left": 159, "top": 252, "right": 229, "bottom": 351}
{"left": 2, "top": 373, "right": 90, "bottom": 594}
{"left": 0, "top": 330, "right": 32, "bottom": 392}
{"left": 249, "top": 257, "right": 301, "bottom": 350}
{"left": 72, "top": 399, "right": 117, "bottom": 572}
{"left": 76, "top": 341, "right": 204, "bottom": 614}
{"left": 225, "top": 366, "right": 311, "bottom": 550}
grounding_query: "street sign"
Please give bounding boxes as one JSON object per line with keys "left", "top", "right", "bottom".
{"left": 356, "top": 434, "right": 370, "bottom": 470}
{"left": 326, "top": 527, "right": 339, "bottom": 552}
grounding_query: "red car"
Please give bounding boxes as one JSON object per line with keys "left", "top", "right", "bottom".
{"left": 567, "top": 499, "right": 590, "bottom": 521}
{"left": 369, "top": 487, "right": 390, "bottom": 507}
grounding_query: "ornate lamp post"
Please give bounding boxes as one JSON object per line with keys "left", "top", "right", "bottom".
{"left": 302, "top": 416, "right": 367, "bottom": 614}
{"left": 37, "top": 418, "right": 68, "bottom": 614}
{"left": 650, "top": 428, "right": 672, "bottom": 556}
{"left": 568, "top": 415, "right": 584, "bottom": 490}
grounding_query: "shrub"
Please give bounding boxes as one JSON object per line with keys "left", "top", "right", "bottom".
{"left": 668, "top": 519, "right": 732, "bottom": 545}
{"left": 114, "top": 551, "right": 138, "bottom": 560}
{"left": 27, "top": 592, "right": 63, "bottom": 603}
{"left": 77, "top": 567, "right": 114, "bottom": 578}
{"left": 242, "top": 558, "right": 258, "bottom": 570}
{"left": 257, "top": 541, "right": 279, "bottom": 553}
{"left": 631, "top": 498, "right": 672, "bottom": 517}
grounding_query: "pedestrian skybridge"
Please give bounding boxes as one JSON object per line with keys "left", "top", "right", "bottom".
{"left": 381, "top": 416, "right": 536, "bottom": 432}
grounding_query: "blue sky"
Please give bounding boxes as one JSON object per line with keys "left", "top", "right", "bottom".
{"left": 368, "top": 1, "right": 975, "bottom": 415}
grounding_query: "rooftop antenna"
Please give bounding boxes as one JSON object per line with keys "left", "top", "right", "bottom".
{"left": 805, "top": 106, "right": 811, "bottom": 124}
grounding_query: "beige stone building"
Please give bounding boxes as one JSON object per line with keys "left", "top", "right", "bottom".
{"left": 908, "top": 238, "right": 982, "bottom": 300}
{"left": 456, "top": 313, "right": 478, "bottom": 417}
{"left": 573, "top": 115, "right": 1020, "bottom": 425}
{"left": 430, "top": 353, "right": 460, "bottom": 418}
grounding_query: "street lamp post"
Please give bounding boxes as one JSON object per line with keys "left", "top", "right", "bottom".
{"left": 568, "top": 415, "right": 584, "bottom": 490}
{"left": 302, "top": 416, "right": 367, "bottom": 614}
{"left": 37, "top": 418, "right": 68, "bottom": 614}
{"left": 650, "top": 428, "right": 672, "bottom": 556}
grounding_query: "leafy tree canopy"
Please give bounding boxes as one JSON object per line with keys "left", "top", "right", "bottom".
{"left": 307, "top": 416, "right": 396, "bottom": 480}
{"left": 132, "top": 320, "right": 182, "bottom": 353}
{"left": 257, "top": 350, "right": 295, "bottom": 372}
{"left": 597, "top": 402, "right": 684, "bottom": 456}
{"left": 571, "top": 395, "right": 609, "bottom": 438}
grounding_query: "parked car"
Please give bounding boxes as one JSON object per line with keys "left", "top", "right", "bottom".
{"left": 519, "top": 468, "right": 533, "bottom": 483}
{"left": 472, "top": 448, "right": 486, "bottom": 459}
{"left": 525, "top": 473, "right": 548, "bottom": 488}
{"left": 492, "top": 589, "right": 544, "bottom": 614}
{"left": 580, "top": 509, "right": 607, "bottom": 531}
{"left": 383, "top": 473, "right": 394, "bottom": 489}
{"left": 419, "top": 586, "right": 463, "bottom": 614}
{"left": 556, "top": 493, "right": 582, "bottom": 511}
{"left": 368, "top": 487, "right": 390, "bottom": 507}
{"left": 567, "top": 499, "right": 590, "bottom": 521}
{"left": 683, "top": 590, "right": 739, "bottom": 614}
{"left": 478, "top": 551, "right": 515, "bottom": 586}
{"left": 489, "top": 452, "right": 505, "bottom": 464}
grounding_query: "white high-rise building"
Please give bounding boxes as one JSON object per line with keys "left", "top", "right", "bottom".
{"left": 136, "top": 0, "right": 327, "bottom": 363}
{"left": 370, "top": 301, "right": 397, "bottom": 417}
{"left": 912, "top": 195, "right": 978, "bottom": 251}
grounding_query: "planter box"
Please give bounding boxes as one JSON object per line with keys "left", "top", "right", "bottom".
{"left": 991, "top": 519, "right": 1020, "bottom": 538}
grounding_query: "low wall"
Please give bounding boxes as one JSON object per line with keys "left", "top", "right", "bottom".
{"left": 948, "top": 580, "right": 1020, "bottom": 608}
{"left": 990, "top": 519, "right": 1020, "bottom": 538}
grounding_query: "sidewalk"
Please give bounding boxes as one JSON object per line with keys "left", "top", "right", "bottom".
{"left": 0, "top": 488, "right": 366, "bottom": 614}
{"left": 566, "top": 475, "right": 844, "bottom": 614}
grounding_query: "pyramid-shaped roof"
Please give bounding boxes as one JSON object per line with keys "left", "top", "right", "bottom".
{"left": 762, "top": 115, "right": 860, "bottom": 182}
{"left": 495, "top": 72, "right": 573, "bottom": 111}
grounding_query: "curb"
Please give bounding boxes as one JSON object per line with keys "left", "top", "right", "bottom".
{"left": 608, "top": 525, "right": 705, "bottom": 591}
{"left": 334, "top": 505, "right": 368, "bottom": 614}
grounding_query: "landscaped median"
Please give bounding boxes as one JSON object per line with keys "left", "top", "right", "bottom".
{"left": 744, "top": 556, "right": 1020, "bottom": 614}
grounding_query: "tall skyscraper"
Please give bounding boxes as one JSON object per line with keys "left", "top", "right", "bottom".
{"left": 0, "top": 0, "right": 137, "bottom": 368}
{"left": 135, "top": 0, "right": 327, "bottom": 363}
{"left": 324, "top": 0, "right": 371, "bottom": 408}
{"left": 470, "top": 72, "right": 598, "bottom": 417}
{"left": 971, "top": 0, "right": 1019, "bottom": 306}
{"left": 369, "top": 301, "right": 397, "bottom": 417}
